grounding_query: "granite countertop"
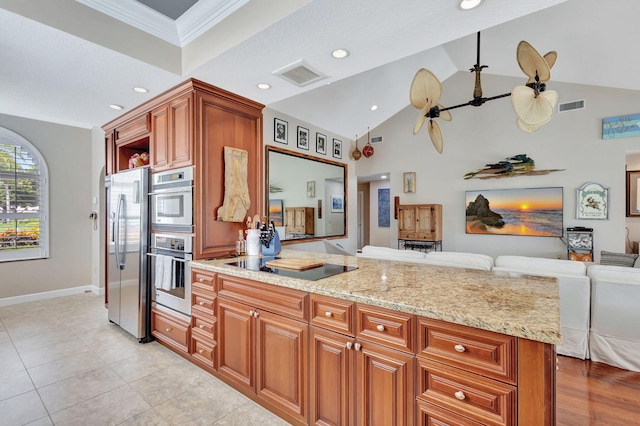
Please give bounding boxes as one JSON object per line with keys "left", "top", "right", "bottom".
{"left": 191, "top": 249, "right": 562, "bottom": 345}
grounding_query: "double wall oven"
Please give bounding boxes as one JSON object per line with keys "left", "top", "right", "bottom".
{"left": 148, "top": 166, "right": 193, "bottom": 316}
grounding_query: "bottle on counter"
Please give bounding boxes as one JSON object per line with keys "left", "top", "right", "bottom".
{"left": 236, "top": 229, "right": 246, "bottom": 255}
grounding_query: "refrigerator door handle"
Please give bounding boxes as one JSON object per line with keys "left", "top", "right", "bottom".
{"left": 115, "top": 193, "right": 125, "bottom": 270}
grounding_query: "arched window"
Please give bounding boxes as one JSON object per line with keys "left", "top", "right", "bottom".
{"left": 0, "top": 127, "right": 49, "bottom": 261}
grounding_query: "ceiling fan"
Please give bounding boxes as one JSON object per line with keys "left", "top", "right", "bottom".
{"left": 411, "top": 32, "right": 558, "bottom": 153}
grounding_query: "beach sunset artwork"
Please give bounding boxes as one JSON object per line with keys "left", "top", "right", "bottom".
{"left": 465, "top": 187, "right": 563, "bottom": 237}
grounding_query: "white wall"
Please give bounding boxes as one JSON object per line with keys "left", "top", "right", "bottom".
{"left": 356, "top": 73, "right": 639, "bottom": 261}
{"left": 0, "top": 113, "right": 93, "bottom": 300}
{"left": 369, "top": 180, "right": 392, "bottom": 247}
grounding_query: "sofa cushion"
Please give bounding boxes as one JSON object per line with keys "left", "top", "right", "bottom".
{"left": 360, "top": 245, "right": 426, "bottom": 260}
{"left": 588, "top": 263, "right": 640, "bottom": 282}
{"left": 494, "top": 255, "right": 587, "bottom": 276}
{"left": 425, "top": 251, "right": 494, "bottom": 270}
{"left": 600, "top": 250, "right": 638, "bottom": 268}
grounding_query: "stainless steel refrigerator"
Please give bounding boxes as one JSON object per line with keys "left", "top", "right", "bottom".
{"left": 106, "top": 166, "right": 152, "bottom": 342}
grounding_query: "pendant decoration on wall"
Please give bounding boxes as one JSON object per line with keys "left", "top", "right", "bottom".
{"left": 463, "top": 154, "right": 564, "bottom": 179}
{"left": 351, "top": 134, "right": 362, "bottom": 161}
{"left": 362, "top": 127, "right": 374, "bottom": 158}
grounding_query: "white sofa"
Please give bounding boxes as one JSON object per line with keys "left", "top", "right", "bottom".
{"left": 357, "top": 246, "right": 494, "bottom": 271}
{"left": 587, "top": 264, "right": 640, "bottom": 372}
{"left": 493, "top": 255, "right": 591, "bottom": 360}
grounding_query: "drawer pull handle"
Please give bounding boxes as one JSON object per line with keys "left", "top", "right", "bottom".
{"left": 165, "top": 327, "right": 171, "bottom": 332}
{"left": 199, "top": 301, "right": 205, "bottom": 306}
{"left": 455, "top": 391, "right": 466, "bottom": 400}
{"left": 199, "top": 349, "right": 205, "bottom": 354}
{"left": 376, "top": 324, "right": 385, "bottom": 332}
{"left": 354, "top": 343, "right": 362, "bottom": 351}
{"left": 346, "top": 342, "right": 353, "bottom": 349}
{"left": 199, "top": 324, "right": 204, "bottom": 329}
{"left": 325, "top": 311, "right": 332, "bottom": 318}
{"left": 454, "top": 344, "right": 466, "bottom": 353}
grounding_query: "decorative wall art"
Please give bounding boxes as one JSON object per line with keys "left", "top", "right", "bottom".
{"left": 332, "top": 139, "right": 342, "bottom": 159}
{"left": 316, "top": 132, "right": 327, "bottom": 155}
{"left": 274, "top": 118, "right": 288, "bottom": 144}
{"left": 378, "top": 188, "right": 390, "bottom": 227}
{"left": 306, "top": 181, "right": 315, "bottom": 198}
{"left": 268, "top": 199, "right": 284, "bottom": 226}
{"left": 626, "top": 171, "right": 640, "bottom": 217}
{"left": 297, "top": 126, "right": 309, "bottom": 150}
{"left": 331, "top": 195, "right": 344, "bottom": 212}
{"left": 603, "top": 113, "right": 640, "bottom": 139}
{"left": 465, "top": 187, "right": 563, "bottom": 237}
{"left": 403, "top": 172, "right": 416, "bottom": 193}
{"left": 464, "top": 154, "right": 564, "bottom": 179}
{"left": 577, "top": 182, "right": 608, "bottom": 220}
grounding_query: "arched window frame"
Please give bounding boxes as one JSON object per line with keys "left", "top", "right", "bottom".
{"left": 0, "top": 127, "right": 49, "bottom": 262}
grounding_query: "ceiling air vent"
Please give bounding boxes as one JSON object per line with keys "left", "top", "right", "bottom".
{"left": 370, "top": 136, "right": 383, "bottom": 144}
{"left": 273, "top": 59, "right": 328, "bottom": 87}
{"left": 558, "top": 99, "right": 585, "bottom": 113}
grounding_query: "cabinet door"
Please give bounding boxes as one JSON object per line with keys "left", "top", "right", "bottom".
{"left": 105, "top": 130, "right": 115, "bottom": 175}
{"left": 415, "top": 205, "right": 435, "bottom": 240}
{"left": 310, "top": 327, "right": 354, "bottom": 426}
{"left": 168, "top": 93, "right": 193, "bottom": 169}
{"left": 398, "top": 206, "right": 416, "bottom": 239}
{"left": 256, "top": 309, "right": 308, "bottom": 424}
{"left": 217, "top": 297, "right": 254, "bottom": 391}
{"left": 356, "top": 340, "right": 414, "bottom": 426}
{"left": 150, "top": 104, "right": 169, "bottom": 170}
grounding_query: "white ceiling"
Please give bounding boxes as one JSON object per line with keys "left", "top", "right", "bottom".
{"left": 1, "top": 0, "right": 638, "bottom": 141}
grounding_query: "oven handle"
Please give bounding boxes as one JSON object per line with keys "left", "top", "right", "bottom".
{"left": 148, "top": 187, "right": 192, "bottom": 196}
{"left": 146, "top": 252, "right": 189, "bottom": 263}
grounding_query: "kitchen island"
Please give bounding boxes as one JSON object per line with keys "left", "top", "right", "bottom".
{"left": 153, "top": 249, "right": 560, "bottom": 425}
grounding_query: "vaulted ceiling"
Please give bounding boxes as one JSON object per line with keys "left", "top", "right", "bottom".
{"left": 1, "top": 0, "right": 638, "bottom": 140}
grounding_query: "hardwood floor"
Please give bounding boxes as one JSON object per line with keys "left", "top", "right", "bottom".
{"left": 557, "top": 355, "right": 640, "bottom": 425}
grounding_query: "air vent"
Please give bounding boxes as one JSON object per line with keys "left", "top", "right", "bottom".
{"left": 558, "top": 99, "right": 585, "bottom": 113}
{"left": 370, "top": 136, "right": 383, "bottom": 144}
{"left": 273, "top": 59, "right": 328, "bottom": 87}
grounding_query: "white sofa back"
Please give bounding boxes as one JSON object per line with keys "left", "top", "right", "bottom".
{"left": 493, "top": 255, "right": 590, "bottom": 360}
{"left": 587, "top": 264, "right": 640, "bottom": 372}
{"left": 356, "top": 246, "right": 493, "bottom": 271}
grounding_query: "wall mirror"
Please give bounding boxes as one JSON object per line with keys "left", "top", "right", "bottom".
{"left": 265, "top": 145, "right": 347, "bottom": 243}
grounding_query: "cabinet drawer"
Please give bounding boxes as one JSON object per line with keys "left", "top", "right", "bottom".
{"left": 310, "top": 293, "right": 355, "bottom": 336}
{"left": 192, "top": 270, "right": 216, "bottom": 292}
{"left": 356, "top": 304, "right": 415, "bottom": 353}
{"left": 417, "top": 317, "right": 516, "bottom": 383}
{"left": 191, "top": 334, "right": 216, "bottom": 369}
{"left": 115, "top": 114, "right": 150, "bottom": 143}
{"left": 218, "top": 274, "right": 308, "bottom": 321}
{"left": 417, "top": 358, "right": 516, "bottom": 426}
{"left": 192, "top": 289, "right": 215, "bottom": 318}
{"left": 152, "top": 307, "right": 190, "bottom": 353}
{"left": 416, "top": 400, "right": 483, "bottom": 426}
{"left": 399, "top": 232, "right": 415, "bottom": 240}
{"left": 192, "top": 316, "right": 216, "bottom": 340}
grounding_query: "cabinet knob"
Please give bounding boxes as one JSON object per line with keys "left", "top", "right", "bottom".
{"left": 199, "top": 301, "right": 205, "bottom": 305}
{"left": 199, "top": 324, "right": 204, "bottom": 329}
{"left": 346, "top": 342, "right": 353, "bottom": 349}
{"left": 253, "top": 311, "right": 259, "bottom": 318}
{"left": 199, "top": 278, "right": 205, "bottom": 282}
{"left": 249, "top": 310, "right": 254, "bottom": 316}
{"left": 354, "top": 343, "right": 362, "bottom": 351}
{"left": 325, "top": 311, "right": 332, "bottom": 318}
{"left": 376, "top": 324, "right": 385, "bottom": 332}
{"left": 165, "top": 327, "right": 171, "bottom": 332}
{"left": 454, "top": 391, "right": 466, "bottom": 400}
{"left": 454, "top": 344, "right": 466, "bottom": 353}
{"left": 199, "top": 349, "right": 205, "bottom": 354}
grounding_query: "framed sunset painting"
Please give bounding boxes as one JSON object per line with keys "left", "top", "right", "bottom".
{"left": 465, "top": 187, "right": 563, "bottom": 237}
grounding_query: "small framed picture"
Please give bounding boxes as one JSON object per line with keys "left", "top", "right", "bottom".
{"left": 316, "top": 133, "right": 327, "bottom": 155}
{"left": 297, "top": 126, "right": 310, "bottom": 150}
{"left": 577, "top": 182, "right": 609, "bottom": 220}
{"left": 307, "top": 181, "right": 315, "bottom": 198}
{"left": 274, "top": 118, "right": 288, "bottom": 144}
{"left": 403, "top": 172, "right": 416, "bottom": 193}
{"left": 331, "top": 195, "right": 344, "bottom": 212}
{"left": 332, "top": 138, "right": 342, "bottom": 159}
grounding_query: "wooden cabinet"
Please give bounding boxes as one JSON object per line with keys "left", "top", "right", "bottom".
{"left": 150, "top": 92, "right": 193, "bottom": 171}
{"left": 191, "top": 269, "right": 217, "bottom": 369}
{"left": 104, "top": 113, "right": 151, "bottom": 175}
{"left": 310, "top": 298, "right": 414, "bottom": 426}
{"left": 217, "top": 274, "right": 308, "bottom": 425}
{"left": 398, "top": 204, "right": 442, "bottom": 241}
{"left": 285, "top": 207, "right": 314, "bottom": 235}
{"left": 151, "top": 305, "right": 191, "bottom": 354}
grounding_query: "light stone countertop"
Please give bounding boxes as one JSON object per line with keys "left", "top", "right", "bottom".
{"left": 191, "top": 249, "right": 562, "bottom": 345}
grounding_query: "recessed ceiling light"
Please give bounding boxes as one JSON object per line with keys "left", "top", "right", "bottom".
{"left": 331, "top": 49, "right": 350, "bottom": 59}
{"left": 109, "top": 104, "right": 123, "bottom": 110}
{"left": 257, "top": 83, "right": 271, "bottom": 90}
{"left": 133, "top": 87, "right": 149, "bottom": 93}
{"left": 459, "top": 0, "right": 483, "bottom": 10}
{"left": 370, "top": 105, "right": 378, "bottom": 111}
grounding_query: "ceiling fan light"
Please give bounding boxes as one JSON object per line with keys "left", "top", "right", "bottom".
{"left": 459, "top": 0, "right": 483, "bottom": 11}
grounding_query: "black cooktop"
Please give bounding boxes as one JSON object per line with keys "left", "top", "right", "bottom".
{"left": 227, "top": 256, "right": 357, "bottom": 281}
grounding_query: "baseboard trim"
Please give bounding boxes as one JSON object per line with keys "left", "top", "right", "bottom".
{"left": 0, "top": 285, "right": 103, "bottom": 307}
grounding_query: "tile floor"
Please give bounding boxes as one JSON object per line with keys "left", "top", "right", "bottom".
{"left": 0, "top": 293, "right": 290, "bottom": 426}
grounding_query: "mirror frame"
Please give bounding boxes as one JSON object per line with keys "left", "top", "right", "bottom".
{"left": 265, "top": 145, "right": 348, "bottom": 244}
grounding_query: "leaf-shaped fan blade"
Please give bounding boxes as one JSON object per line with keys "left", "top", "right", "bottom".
{"left": 527, "top": 51, "right": 558, "bottom": 84}
{"left": 511, "top": 85, "right": 554, "bottom": 126}
{"left": 410, "top": 68, "right": 442, "bottom": 109}
{"left": 516, "top": 118, "right": 542, "bottom": 133}
{"left": 438, "top": 104, "right": 452, "bottom": 121}
{"left": 428, "top": 120, "right": 444, "bottom": 154}
{"left": 517, "top": 40, "right": 551, "bottom": 83}
{"left": 413, "top": 102, "right": 432, "bottom": 135}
